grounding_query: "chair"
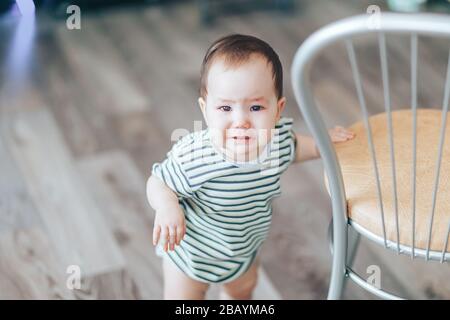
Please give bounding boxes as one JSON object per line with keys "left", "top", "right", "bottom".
{"left": 291, "top": 13, "right": 450, "bottom": 299}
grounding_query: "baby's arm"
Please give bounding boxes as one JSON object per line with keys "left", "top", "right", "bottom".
{"left": 146, "top": 175, "right": 186, "bottom": 252}
{"left": 294, "top": 126, "right": 355, "bottom": 163}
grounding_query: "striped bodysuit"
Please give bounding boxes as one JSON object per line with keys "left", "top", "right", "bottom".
{"left": 151, "top": 117, "right": 297, "bottom": 283}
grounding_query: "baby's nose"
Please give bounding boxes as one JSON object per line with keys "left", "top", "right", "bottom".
{"left": 232, "top": 119, "right": 251, "bottom": 129}
{"left": 232, "top": 110, "right": 251, "bottom": 129}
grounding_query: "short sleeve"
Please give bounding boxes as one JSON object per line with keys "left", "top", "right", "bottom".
{"left": 289, "top": 127, "right": 298, "bottom": 164}
{"left": 270, "top": 117, "right": 297, "bottom": 172}
{"left": 151, "top": 139, "right": 194, "bottom": 200}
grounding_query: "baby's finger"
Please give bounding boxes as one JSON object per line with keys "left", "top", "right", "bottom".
{"left": 338, "top": 132, "right": 352, "bottom": 139}
{"left": 182, "top": 222, "right": 187, "bottom": 240}
{"left": 153, "top": 224, "right": 161, "bottom": 246}
{"left": 335, "top": 126, "right": 354, "bottom": 136}
{"left": 176, "top": 224, "right": 185, "bottom": 245}
{"left": 333, "top": 134, "right": 350, "bottom": 142}
{"left": 339, "top": 129, "right": 354, "bottom": 136}
{"left": 160, "top": 226, "right": 169, "bottom": 250}
{"left": 168, "top": 226, "right": 176, "bottom": 251}
{"left": 340, "top": 130, "right": 354, "bottom": 138}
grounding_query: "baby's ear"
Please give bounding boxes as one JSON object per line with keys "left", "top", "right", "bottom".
{"left": 276, "top": 97, "right": 286, "bottom": 121}
{"left": 198, "top": 97, "right": 206, "bottom": 111}
{"left": 198, "top": 97, "right": 208, "bottom": 124}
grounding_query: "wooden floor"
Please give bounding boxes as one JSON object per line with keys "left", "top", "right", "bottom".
{"left": 0, "top": 0, "right": 449, "bottom": 299}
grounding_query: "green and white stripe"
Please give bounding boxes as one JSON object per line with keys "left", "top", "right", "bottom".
{"left": 152, "top": 117, "right": 296, "bottom": 283}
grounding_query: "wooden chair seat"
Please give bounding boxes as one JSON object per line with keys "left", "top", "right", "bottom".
{"left": 333, "top": 109, "right": 450, "bottom": 252}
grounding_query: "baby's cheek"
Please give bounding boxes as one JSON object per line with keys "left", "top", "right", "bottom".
{"left": 256, "top": 128, "right": 273, "bottom": 147}
{"left": 209, "top": 128, "right": 226, "bottom": 148}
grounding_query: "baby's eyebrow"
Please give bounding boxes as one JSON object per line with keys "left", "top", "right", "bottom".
{"left": 249, "top": 97, "right": 266, "bottom": 102}
{"left": 218, "top": 98, "right": 235, "bottom": 103}
{"left": 217, "top": 97, "right": 266, "bottom": 103}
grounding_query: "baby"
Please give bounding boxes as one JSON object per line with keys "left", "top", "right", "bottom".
{"left": 146, "top": 34, "right": 354, "bottom": 300}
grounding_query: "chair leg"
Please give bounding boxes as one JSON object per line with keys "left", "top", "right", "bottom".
{"left": 346, "top": 224, "right": 360, "bottom": 268}
{"left": 327, "top": 218, "right": 347, "bottom": 299}
{"left": 327, "top": 220, "right": 360, "bottom": 299}
{"left": 342, "top": 224, "right": 360, "bottom": 296}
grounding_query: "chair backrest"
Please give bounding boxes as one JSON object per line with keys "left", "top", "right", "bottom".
{"left": 291, "top": 13, "right": 450, "bottom": 263}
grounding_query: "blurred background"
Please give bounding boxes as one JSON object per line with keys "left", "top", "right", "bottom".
{"left": 0, "top": 0, "right": 449, "bottom": 299}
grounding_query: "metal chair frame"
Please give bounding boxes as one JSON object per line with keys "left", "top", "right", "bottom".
{"left": 291, "top": 13, "right": 450, "bottom": 300}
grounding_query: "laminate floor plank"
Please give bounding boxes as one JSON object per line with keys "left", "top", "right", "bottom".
{"left": 4, "top": 108, "right": 125, "bottom": 277}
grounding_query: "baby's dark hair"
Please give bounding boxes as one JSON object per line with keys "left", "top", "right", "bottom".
{"left": 200, "top": 34, "right": 283, "bottom": 100}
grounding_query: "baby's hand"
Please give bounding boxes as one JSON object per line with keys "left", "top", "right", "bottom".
{"left": 328, "top": 126, "right": 355, "bottom": 143}
{"left": 152, "top": 202, "right": 186, "bottom": 252}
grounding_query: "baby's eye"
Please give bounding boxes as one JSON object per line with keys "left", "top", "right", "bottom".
{"left": 218, "top": 106, "right": 232, "bottom": 112}
{"left": 250, "top": 105, "right": 264, "bottom": 112}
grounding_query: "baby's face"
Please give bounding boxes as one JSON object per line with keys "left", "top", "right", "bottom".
{"left": 199, "top": 55, "right": 285, "bottom": 162}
